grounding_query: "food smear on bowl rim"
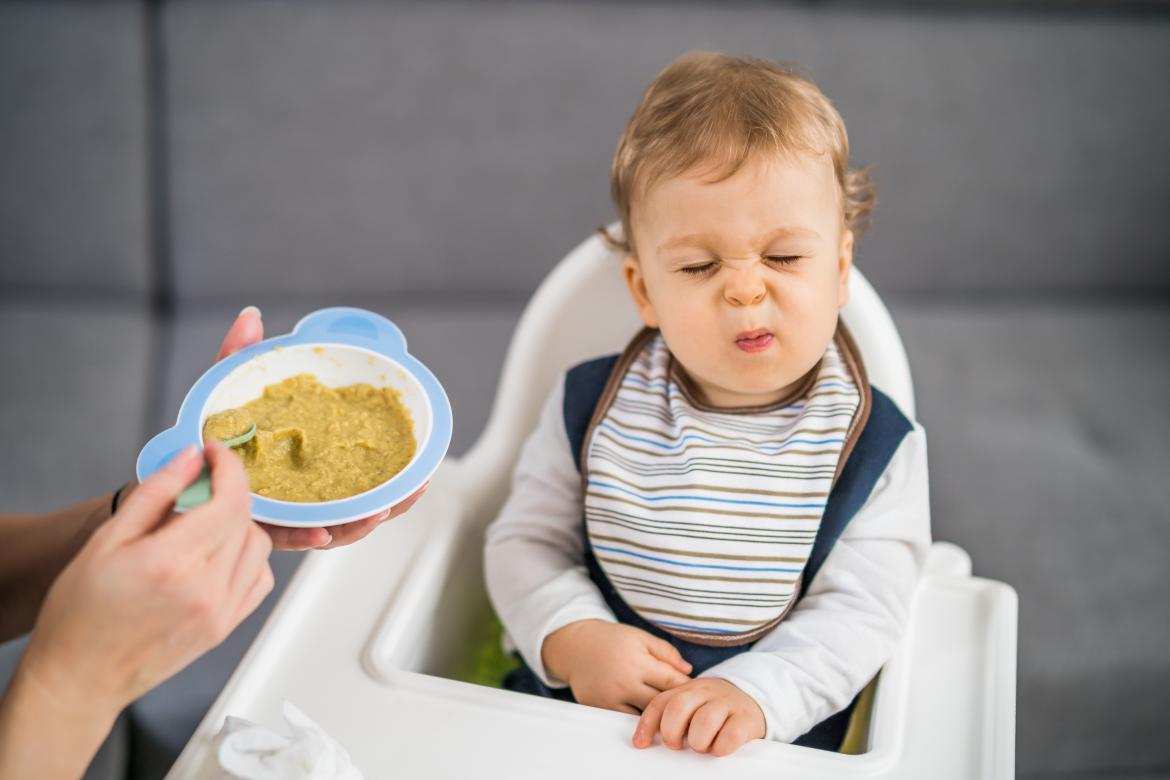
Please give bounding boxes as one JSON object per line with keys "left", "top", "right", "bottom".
{"left": 202, "top": 373, "right": 416, "bottom": 502}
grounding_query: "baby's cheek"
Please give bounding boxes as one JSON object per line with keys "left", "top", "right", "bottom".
{"left": 663, "top": 304, "right": 709, "bottom": 340}
{"left": 657, "top": 319, "right": 708, "bottom": 366}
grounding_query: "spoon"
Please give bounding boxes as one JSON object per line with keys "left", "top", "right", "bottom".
{"left": 175, "top": 422, "right": 257, "bottom": 510}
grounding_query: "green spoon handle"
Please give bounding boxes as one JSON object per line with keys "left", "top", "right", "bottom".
{"left": 175, "top": 464, "right": 212, "bottom": 510}
{"left": 174, "top": 425, "right": 255, "bottom": 510}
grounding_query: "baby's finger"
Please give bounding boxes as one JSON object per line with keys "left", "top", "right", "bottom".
{"left": 632, "top": 688, "right": 674, "bottom": 749}
{"left": 615, "top": 704, "right": 639, "bottom": 716}
{"left": 645, "top": 661, "right": 690, "bottom": 693}
{"left": 659, "top": 688, "right": 703, "bottom": 750}
{"left": 645, "top": 637, "right": 692, "bottom": 676}
{"left": 710, "top": 713, "right": 756, "bottom": 757}
{"left": 686, "top": 702, "right": 730, "bottom": 754}
{"left": 107, "top": 445, "right": 202, "bottom": 542}
{"left": 628, "top": 684, "right": 662, "bottom": 713}
{"left": 215, "top": 306, "right": 264, "bottom": 362}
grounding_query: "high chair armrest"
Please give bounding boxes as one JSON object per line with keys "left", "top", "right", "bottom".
{"left": 925, "top": 541, "right": 974, "bottom": 577}
{"left": 169, "top": 528, "right": 1016, "bottom": 780}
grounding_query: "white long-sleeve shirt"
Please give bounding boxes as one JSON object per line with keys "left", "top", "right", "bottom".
{"left": 484, "top": 373, "right": 931, "bottom": 742}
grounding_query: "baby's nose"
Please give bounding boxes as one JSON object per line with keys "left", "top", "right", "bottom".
{"left": 724, "top": 280, "right": 766, "bottom": 306}
{"left": 723, "top": 264, "right": 767, "bottom": 306}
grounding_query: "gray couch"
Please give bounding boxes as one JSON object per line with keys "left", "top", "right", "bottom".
{"left": 2, "top": 2, "right": 1167, "bottom": 777}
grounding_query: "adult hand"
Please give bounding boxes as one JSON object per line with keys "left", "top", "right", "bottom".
{"left": 215, "top": 306, "right": 428, "bottom": 551}
{"left": 632, "top": 677, "right": 765, "bottom": 756}
{"left": 1, "top": 441, "right": 272, "bottom": 778}
{"left": 540, "top": 620, "right": 692, "bottom": 715}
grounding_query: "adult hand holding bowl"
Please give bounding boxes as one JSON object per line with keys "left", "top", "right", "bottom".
{"left": 216, "top": 307, "right": 431, "bottom": 550}
{"left": 133, "top": 306, "right": 451, "bottom": 551}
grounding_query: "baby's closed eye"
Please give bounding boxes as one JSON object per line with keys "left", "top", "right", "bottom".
{"left": 764, "top": 254, "right": 801, "bottom": 266}
{"left": 679, "top": 261, "right": 718, "bottom": 277}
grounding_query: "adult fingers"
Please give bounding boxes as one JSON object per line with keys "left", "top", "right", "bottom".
{"left": 710, "top": 713, "right": 756, "bottom": 757}
{"left": 632, "top": 688, "right": 674, "bottom": 749}
{"left": 229, "top": 559, "right": 275, "bottom": 630}
{"left": 200, "top": 441, "right": 256, "bottom": 556}
{"left": 215, "top": 306, "right": 264, "bottom": 362}
{"left": 685, "top": 702, "right": 730, "bottom": 754}
{"left": 264, "top": 481, "right": 428, "bottom": 552}
{"left": 227, "top": 522, "right": 273, "bottom": 599}
{"left": 322, "top": 481, "right": 428, "bottom": 550}
{"left": 106, "top": 445, "right": 203, "bottom": 542}
{"left": 615, "top": 704, "right": 639, "bottom": 716}
{"left": 318, "top": 511, "right": 387, "bottom": 550}
{"left": 385, "top": 483, "right": 428, "bottom": 520}
{"left": 159, "top": 441, "right": 251, "bottom": 553}
{"left": 262, "top": 523, "right": 332, "bottom": 551}
{"left": 644, "top": 636, "right": 692, "bottom": 676}
{"left": 204, "top": 439, "right": 252, "bottom": 513}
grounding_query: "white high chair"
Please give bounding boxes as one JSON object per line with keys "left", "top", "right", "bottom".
{"left": 169, "top": 232, "right": 1017, "bottom": 780}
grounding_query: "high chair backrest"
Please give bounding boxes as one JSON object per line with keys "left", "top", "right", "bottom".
{"left": 459, "top": 231, "right": 916, "bottom": 517}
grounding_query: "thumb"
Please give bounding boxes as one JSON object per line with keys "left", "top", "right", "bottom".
{"left": 215, "top": 306, "right": 264, "bottom": 362}
{"left": 106, "top": 445, "right": 204, "bottom": 542}
{"left": 644, "top": 635, "right": 692, "bottom": 676}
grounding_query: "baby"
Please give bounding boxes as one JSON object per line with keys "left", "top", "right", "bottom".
{"left": 484, "top": 52, "right": 930, "bottom": 757}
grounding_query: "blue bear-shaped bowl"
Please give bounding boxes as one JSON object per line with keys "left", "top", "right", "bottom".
{"left": 136, "top": 307, "right": 452, "bottom": 527}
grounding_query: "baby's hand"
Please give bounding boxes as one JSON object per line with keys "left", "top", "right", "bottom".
{"left": 632, "top": 677, "right": 765, "bottom": 756}
{"left": 541, "top": 620, "right": 692, "bottom": 714}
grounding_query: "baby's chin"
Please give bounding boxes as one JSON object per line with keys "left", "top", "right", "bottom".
{"left": 671, "top": 351, "right": 797, "bottom": 402}
{"left": 691, "top": 369, "right": 812, "bottom": 408}
{"left": 711, "top": 357, "right": 823, "bottom": 402}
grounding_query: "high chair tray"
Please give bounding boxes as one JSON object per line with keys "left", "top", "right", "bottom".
{"left": 167, "top": 462, "right": 1016, "bottom": 780}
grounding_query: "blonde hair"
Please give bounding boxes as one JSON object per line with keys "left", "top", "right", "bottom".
{"left": 605, "top": 52, "right": 875, "bottom": 254}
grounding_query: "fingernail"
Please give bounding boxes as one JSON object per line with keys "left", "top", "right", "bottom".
{"left": 239, "top": 305, "right": 262, "bottom": 320}
{"left": 318, "top": 532, "right": 333, "bottom": 547}
{"left": 171, "top": 444, "right": 200, "bottom": 467}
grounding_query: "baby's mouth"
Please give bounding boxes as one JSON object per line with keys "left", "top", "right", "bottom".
{"left": 735, "top": 328, "right": 774, "bottom": 353}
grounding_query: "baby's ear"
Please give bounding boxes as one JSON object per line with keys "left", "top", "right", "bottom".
{"left": 837, "top": 230, "right": 854, "bottom": 308}
{"left": 622, "top": 254, "right": 659, "bottom": 329}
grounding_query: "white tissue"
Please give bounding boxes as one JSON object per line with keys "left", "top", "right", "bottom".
{"left": 216, "top": 700, "right": 364, "bottom": 780}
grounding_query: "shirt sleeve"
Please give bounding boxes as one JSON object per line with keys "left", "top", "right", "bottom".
{"left": 697, "top": 423, "right": 932, "bottom": 743}
{"left": 483, "top": 374, "right": 618, "bottom": 687}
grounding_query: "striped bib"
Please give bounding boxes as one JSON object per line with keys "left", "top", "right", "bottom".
{"left": 582, "top": 329, "right": 865, "bottom": 646}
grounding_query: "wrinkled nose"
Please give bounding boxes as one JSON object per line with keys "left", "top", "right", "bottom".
{"left": 724, "top": 267, "right": 767, "bottom": 307}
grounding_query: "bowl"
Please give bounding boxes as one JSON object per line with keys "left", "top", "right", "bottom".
{"left": 136, "top": 307, "right": 453, "bottom": 527}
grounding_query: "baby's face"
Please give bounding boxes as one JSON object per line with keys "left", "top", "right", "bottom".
{"left": 624, "top": 152, "right": 852, "bottom": 408}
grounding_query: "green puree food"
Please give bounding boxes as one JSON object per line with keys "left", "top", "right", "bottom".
{"left": 202, "top": 374, "right": 416, "bottom": 502}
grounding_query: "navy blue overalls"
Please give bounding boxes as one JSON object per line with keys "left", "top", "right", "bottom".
{"left": 504, "top": 352, "right": 912, "bottom": 752}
